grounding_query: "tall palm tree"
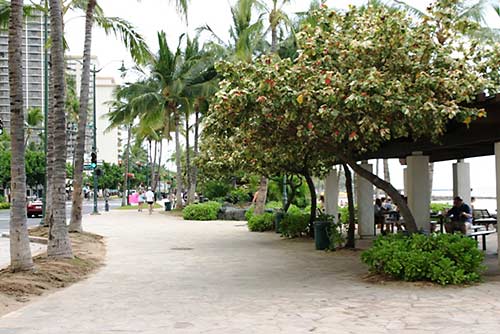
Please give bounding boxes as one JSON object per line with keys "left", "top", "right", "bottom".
{"left": 8, "top": 0, "right": 34, "bottom": 271}
{"left": 107, "top": 84, "right": 140, "bottom": 206}
{"left": 68, "top": 0, "right": 96, "bottom": 233}
{"left": 47, "top": 0, "right": 72, "bottom": 258}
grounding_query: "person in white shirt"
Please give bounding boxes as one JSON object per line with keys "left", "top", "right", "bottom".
{"left": 145, "top": 187, "right": 155, "bottom": 215}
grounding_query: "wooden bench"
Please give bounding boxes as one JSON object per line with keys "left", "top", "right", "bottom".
{"left": 468, "top": 230, "right": 496, "bottom": 251}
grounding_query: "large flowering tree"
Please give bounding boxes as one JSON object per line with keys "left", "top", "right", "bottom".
{"left": 202, "top": 0, "right": 500, "bottom": 233}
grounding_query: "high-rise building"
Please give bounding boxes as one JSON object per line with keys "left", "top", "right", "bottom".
{"left": 0, "top": 11, "right": 46, "bottom": 134}
{"left": 66, "top": 56, "right": 120, "bottom": 165}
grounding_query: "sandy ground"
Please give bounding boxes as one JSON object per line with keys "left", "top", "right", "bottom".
{"left": 0, "top": 227, "right": 105, "bottom": 317}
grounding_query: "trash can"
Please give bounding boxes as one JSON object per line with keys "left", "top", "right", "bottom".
{"left": 275, "top": 211, "right": 284, "bottom": 234}
{"left": 314, "top": 221, "right": 331, "bottom": 250}
{"left": 164, "top": 201, "right": 172, "bottom": 211}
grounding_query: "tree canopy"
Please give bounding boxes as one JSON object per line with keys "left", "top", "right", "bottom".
{"left": 202, "top": 0, "right": 500, "bottom": 232}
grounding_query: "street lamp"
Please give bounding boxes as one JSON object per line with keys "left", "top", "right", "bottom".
{"left": 90, "top": 61, "right": 127, "bottom": 214}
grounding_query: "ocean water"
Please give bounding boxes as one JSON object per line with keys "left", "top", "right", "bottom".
{"left": 432, "top": 189, "right": 497, "bottom": 213}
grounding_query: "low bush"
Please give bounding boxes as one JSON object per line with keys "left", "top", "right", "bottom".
{"left": 247, "top": 213, "right": 274, "bottom": 232}
{"left": 280, "top": 210, "right": 309, "bottom": 238}
{"left": 227, "top": 187, "right": 251, "bottom": 204}
{"left": 430, "top": 202, "right": 452, "bottom": 213}
{"left": 265, "top": 201, "right": 282, "bottom": 210}
{"left": 0, "top": 202, "right": 10, "bottom": 210}
{"left": 183, "top": 201, "right": 222, "bottom": 221}
{"left": 245, "top": 206, "right": 254, "bottom": 221}
{"left": 361, "top": 233, "right": 485, "bottom": 285}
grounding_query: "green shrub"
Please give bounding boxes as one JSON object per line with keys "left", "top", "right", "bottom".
{"left": 248, "top": 213, "right": 274, "bottom": 232}
{"left": 201, "top": 181, "right": 230, "bottom": 201}
{"left": 227, "top": 187, "right": 251, "bottom": 204}
{"left": 0, "top": 202, "right": 10, "bottom": 210}
{"left": 338, "top": 206, "right": 357, "bottom": 224}
{"left": 287, "top": 204, "right": 302, "bottom": 215}
{"left": 245, "top": 206, "right": 254, "bottom": 221}
{"left": 430, "top": 202, "right": 452, "bottom": 213}
{"left": 280, "top": 210, "right": 309, "bottom": 238}
{"left": 361, "top": 233, "right": 484, "bottom": 285}
{"left": 183, "top": 201, "right": 222, "bottom": 221}
{"left": 265, "top": 201, "right": 282, "bottom": 210}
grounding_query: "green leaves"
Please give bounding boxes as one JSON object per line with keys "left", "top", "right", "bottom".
{"left": 204, "top": 0, "right": 500, "bottom": 178}
{"left": 362, "top": 233, "right": 485, "bottom": 285}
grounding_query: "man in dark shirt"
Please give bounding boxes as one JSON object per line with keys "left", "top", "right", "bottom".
{"left": 445, "top": 196, "right": 472, "bottom": 234}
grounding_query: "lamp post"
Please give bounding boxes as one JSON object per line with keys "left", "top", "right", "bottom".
{"left": 78, "top": 60, "right": 125, "bottom": 214}
{"left": 91, "top": 65, "right": 99, "bottom": 215}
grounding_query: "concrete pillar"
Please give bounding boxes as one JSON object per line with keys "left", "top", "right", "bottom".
{"left": 407, "top": 153, "right": 430, "bottom": 232}
{"left": 324, "top": 168, "right": 339, "bottom": 222}
{"left": 403, "top": 168, "right": 408, "bottom": 196}
{"left": 356, "top": 162, "right": 374, "bottom": 238}
{"left": 452, "top": 159, "right": 471, "bottom": 205}
{"left": 495, "top": 143, "right": 500, "bottom": 263}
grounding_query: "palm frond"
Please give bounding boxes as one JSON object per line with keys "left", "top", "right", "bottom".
{"left": 93, "top": 15, "right": 152, "bottom": 65}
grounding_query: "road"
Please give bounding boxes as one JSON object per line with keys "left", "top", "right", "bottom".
{"left": 0, "top": 199, "right": 122, "bottom": 233}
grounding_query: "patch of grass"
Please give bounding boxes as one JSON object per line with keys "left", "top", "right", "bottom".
{"left": 116, "top": 203, "right": 162, "bottom": 210}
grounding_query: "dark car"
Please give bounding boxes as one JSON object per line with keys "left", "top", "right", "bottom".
{"left": 27, "top": 199, "right": 43, "bottom": 218}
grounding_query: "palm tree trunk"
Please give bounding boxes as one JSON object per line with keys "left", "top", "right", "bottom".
{"left": 189, "top": 109, "right": 199, "bottom": 202}
{"left": 47, "top": 0, "right": 73, "bottom": 258}
{"left": 253, "top": 176, "right": 268, "bottom": 216}
{"left": 151, "top": 140, "right": 157, "bottom": 190}
{"left": 155, "top": 140, "right": 163, "bottom": 196}
{"left": 122, "top": 124, "right": 131, "bottom": 206}
{"left": 175, "top": 110, "right": 183, "bottom": 209}
{"left": 185, "top": 113, "right": 192, "bottom": 205}
{"left": 43, "top": 78, "right": 54, "bottom": 227}
{"left": 343, "top": 164, "right": 356, "bottom": 249}
{"left": 8, "top": 0, "right": 34, "bottom": 271}
{"left": 69, "top": 0, "right": 97, "bottom": 233}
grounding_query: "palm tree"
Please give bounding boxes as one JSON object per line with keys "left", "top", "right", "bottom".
{"left": 200, "top": 0, "right": 266, "bottom": 62}
{"left": 47, "top": 0, "right": 72, "bottom": 258}
{"left": 107, "top": 84, "right": 140, "bottom": 206}
{"left": 68, "top": 0, "right": 96, "bottom": 233}
{"left": 24, "top": 107, "right": 43, "bottom": 147}
{"left": 264, "top": 0, "right": 292, "bottom": 52}
{"left": 8, "top": 0, "right": 34, "bottom": 271}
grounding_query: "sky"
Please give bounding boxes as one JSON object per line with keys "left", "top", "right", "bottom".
{"left": 64, "top": 0, "right": 500, "bottom": 198}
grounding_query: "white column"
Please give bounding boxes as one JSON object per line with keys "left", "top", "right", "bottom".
{"left": 324, "top": 168, "right": 339, "bottom": 221}
{"left": 407, "top": 153, "right": 430, "bottom": 232}
{"left": 452, "top": 159, "right": 471, "bottom": 205}
{"left": 403, "top": 168, "right": 408, "bottom": 196}
{"left": 495, "top": 143, "right": 500, "bottom": 264}
{"left": 357, "top": 162, "right": 374, "bottom": 238}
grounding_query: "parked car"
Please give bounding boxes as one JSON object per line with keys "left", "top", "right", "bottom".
{"left": 27, "top": 199, "right": 43, "bottom": 218}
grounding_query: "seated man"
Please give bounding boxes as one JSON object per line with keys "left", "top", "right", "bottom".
{"left": 445, "top": 196, "right": 472, "bottom": 234}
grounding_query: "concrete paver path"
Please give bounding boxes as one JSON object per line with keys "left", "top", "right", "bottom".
{"left": 1, "top": 210, "right": 500, "bottom": 333}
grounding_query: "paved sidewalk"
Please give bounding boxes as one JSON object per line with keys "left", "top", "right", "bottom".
{"left": 1, "top": 211, "right": 500, "bottom": 333}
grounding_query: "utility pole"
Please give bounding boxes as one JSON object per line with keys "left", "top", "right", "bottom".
{"left": 41, "top": 0, "right": 49, "bottom": 225}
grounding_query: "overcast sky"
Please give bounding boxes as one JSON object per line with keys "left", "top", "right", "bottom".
{"left": 64, "top": 0, "right": 500, "bottom": 199}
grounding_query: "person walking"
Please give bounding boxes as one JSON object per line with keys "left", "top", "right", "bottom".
{"left": 145, "top": 187, "right": 155, "bottom": 215}
{"left": 138, "top": 190, "right": 145, "bottom": 212}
